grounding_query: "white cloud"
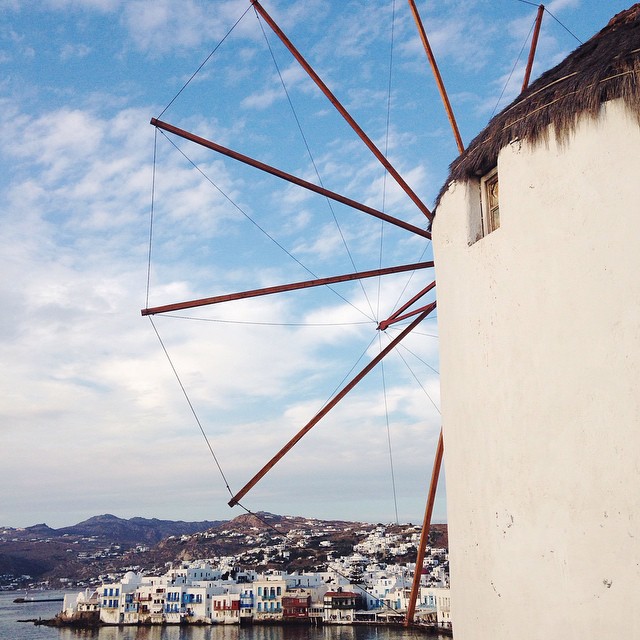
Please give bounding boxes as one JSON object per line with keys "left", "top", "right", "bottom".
{"left": 60, "top": 42, "right": 91, "bottom": 60}
{"left": 122, "top": 0, "right": 254, "bottom": 55}
{"left": 0, "top": 0, "right": 616, "bottom": 529}
{"left": 42, "top": 0, "right": 121, "bottom": 10}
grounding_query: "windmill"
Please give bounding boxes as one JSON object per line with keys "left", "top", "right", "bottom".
{"left": 434, "top": 4, "right": 640, "bottom": 638}
{"left": 142, "top": 1, "right": 638, "bottom": 635}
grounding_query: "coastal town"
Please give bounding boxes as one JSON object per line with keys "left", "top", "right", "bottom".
{"left": 56, "top": 521, "right": 451, "bottom": 630}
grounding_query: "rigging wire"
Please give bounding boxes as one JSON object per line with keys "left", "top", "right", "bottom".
{"left": 515, "top": 1, "right": 583, "bottom": 45}
{"left": 254, "top": 8, "right": 377, "bottom": 322}
{"left": 543, "top": 7, "right": 583, "bottom": 45}
{"left": 397, "top": 341, "right": 440, "bottom": 376}
{"left": 156, "top": 129, "right": 376, "bottom": 323}
{"left": 379, "top": 338, "right": 400, "bottom": 525}
{"left": 156, "top": 3, "right": 254, "bottom": 120}
{"left": 393, "top": 345, "right": 441, "bottom": 416}
{"left": 377, "top": 0, "right": 435, "bottom": 324}
{"left": 494, "top": 3, "right": 584, "bottom": 116}
{"left": 148, "top": 316, "right": 234, "bottom": 497}
{"left": 317, "top": 332, "right": 380, "bottom": 412}
{"left": 491, "top": 11, "right": 537, "bottom": 117}
{"left": 377, "top": 0, "right": 397, "bottom": 320}
{"left": 379, "top": 0, "right": 401, "bottom": 528}
{"left": 146, "top": 128, "right": 158, "bottom": 310}
{"left": 157, "top": 313, "right": 373, "bottom": 327}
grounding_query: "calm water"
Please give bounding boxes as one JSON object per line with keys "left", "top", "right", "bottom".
{"left": 0, "top": 592, "right": 449, "bottom": 640}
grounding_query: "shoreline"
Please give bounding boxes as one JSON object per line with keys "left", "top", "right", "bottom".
{"left": 27, "top": 615, "right": 452, "bottom": 635}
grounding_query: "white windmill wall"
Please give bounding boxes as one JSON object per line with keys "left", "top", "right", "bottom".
{"left": 433, "top": 98, "right": 640, "bottom": 639}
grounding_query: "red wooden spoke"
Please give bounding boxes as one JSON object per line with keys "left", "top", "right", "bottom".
{"left": 522, "top": 5, "right": 545, "bottom": 92}
{"left": 228, "top": 306, "right": 435, "bottom": 508}
{"left": 142, "top": 262, "right": 434, "bottom": 316}
{"left": 378, "top": 281, "right": 436, "bottom": 330}
{"left": 405, "top": 428, "right": 444, "bottom": 626}
{"left": 407, "top": 0, "right": 464, "bottom": 154}
{"left": 152, "top": 119, "right": 431, "bottom": 240}
{"left": 250, "top": 0, "right": 433, "bottom": 222}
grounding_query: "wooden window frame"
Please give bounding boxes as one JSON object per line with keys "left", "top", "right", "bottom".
{"left": 480, "top": 167, "right": 500, "bottom": 236}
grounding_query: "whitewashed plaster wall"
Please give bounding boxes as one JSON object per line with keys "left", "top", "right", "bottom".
{"left": 433, "top": 99, "right": 640, "bottom": 640}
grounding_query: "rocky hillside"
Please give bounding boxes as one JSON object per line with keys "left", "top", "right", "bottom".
{"left": 0, "top": 512, "right": 447, "bottom": 590}
{"left": 0, "top": 515, "right": 220, "bottom": 589}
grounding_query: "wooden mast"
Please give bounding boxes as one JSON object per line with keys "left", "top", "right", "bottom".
{"left": 405, "top": 428, "right": 444, "bottom": 625}
{"left": 522, "top": 5, "right": 545, "bottom": 92}
{"left": 407, "top": 0, "right": 464, "bottom": 154}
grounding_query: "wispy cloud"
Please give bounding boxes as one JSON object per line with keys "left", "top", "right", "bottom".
{"left": 0, "top": 0, "right": 620, "bottom": 528}
{"left": 60, "top": 42, "right": 91, "bottom": 60}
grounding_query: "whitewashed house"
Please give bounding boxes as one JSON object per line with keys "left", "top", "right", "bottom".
{"left": 210, "top": 592, "right": 241, "bottom": 624}
{"left": 252, "top": 575, "right": 287, "bottom": 620}
{"left": 419, "top": 587, "right": 452, "bottom": 629}
{"left": 61, "top": 588, "right": 100, "bottom": 623}
{"left": 99, "top": 571, "right": 142, "bottom": 624}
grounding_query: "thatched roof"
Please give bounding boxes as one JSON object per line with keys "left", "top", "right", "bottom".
{"left": 437, "top": 3, "right": 640, "bottom": 200}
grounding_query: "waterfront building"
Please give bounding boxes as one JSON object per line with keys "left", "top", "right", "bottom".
{"left": 99, "top": 571, "right": 143, "bottom": 624}
{"left": 210, "top": 592, "right": 241, "bottom": 624}
{"left": 164, "top": 583, "right": 208, "bottom": 623}
{"left": 282, "top": 591, "right": 311, "bottom": 621}
{"left": 252, "top": 575, "right": 287, "bottom": 620}
{"left": 419, "top": 587, "right": 452, "bottom": 629}
{"left": 239, "top": 586, "right": 254, "bottom": 622}
{"left": 61, "top": 588, "right": 100, "bottom": 623}
{"left": 433, "top": 5, "right": 640, "bottom": 639}
{"left": 64, "top": 558, "right": 449, "bottom": 627}
{"left": 166, "top": 561, "right": 220, "bottom": 584}
{"left": 323, "top": 589, "right": 362, "bottom": 624}
{"left": 128, "top": 575, "right": 168, "bottom": 624}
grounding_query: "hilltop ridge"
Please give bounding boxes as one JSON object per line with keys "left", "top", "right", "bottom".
{"left": 0, "top": 512, "right": 447, "bottom": 590}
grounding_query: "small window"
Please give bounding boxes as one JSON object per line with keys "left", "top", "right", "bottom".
{"left": 481, "top": 167, "right": 500, "bottom": 234}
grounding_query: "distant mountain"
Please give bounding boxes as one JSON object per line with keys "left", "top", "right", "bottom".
{"left": 0, "top": 515, "right": 222, "bottom": 587}
{"left": 56, "top": 514, "right": 222, "bottom": 545}
{"left": 24, "top": 523, "right": 57, "bottom": 536}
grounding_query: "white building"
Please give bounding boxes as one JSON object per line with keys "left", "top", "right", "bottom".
{"left": 99, "top": 571, "right": 142, "bottom": 624}
{"left": 433, "top": 6, "right": 640, "bottom": 639}
{"left": 419, "top": 587, "right": 451, "bottom": 629}
{"left": 164, "top": 583, "right": 208, "bottom": 623}
{"left": 252, "top": 574, "right": 287, "bottom": 620}
{"left": 61, "top": 588, "right": 100, "bottom": 622}
{"left": 323, "top": 589, "right": 361, "bottom": 624}
{"left": 210, "top": 592, "right": 241, "bottom": 624}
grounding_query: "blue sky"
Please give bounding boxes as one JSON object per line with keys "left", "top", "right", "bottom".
{"left": 0, "top": 0, "right": 630, "bottom": 528}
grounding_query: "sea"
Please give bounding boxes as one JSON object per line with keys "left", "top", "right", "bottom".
{"left": 0, "top": 592, "right": 450, "bottom": 640}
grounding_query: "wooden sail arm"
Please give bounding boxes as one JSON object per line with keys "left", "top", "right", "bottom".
{"left": 378, "top": 300, "right": 437, "bottom": 331}
{"left": 377, "top": 281, "right": 436, "bottom": 331}
{"left": 405, "top": 428, "right": 444, "bottom": 626}
{"left": 141, "top": 261, "right": 434, "bottom": 316}
{"left": 407, "top": 0, "right": 464, "bottom": 154}
{"left": 250, "top": 0, "right": 433, "bottom": 222}
{"left": 228, "top": 307, "right": 434, "bottom": 507}
{"left": 151, "top": 118, "right": 431, "bottom": 240}
{"left": 522, "top": 4, "right": 545, "bottom": 92}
